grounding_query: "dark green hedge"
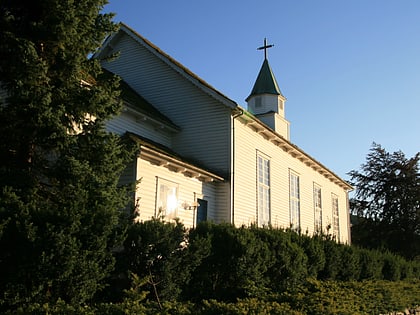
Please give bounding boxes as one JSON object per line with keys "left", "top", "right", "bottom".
{"left": 107, "top": 219, "right": 419, "bottom": 304}
{"left": 4, "top": 220, "right": 420, "bottom": 314}
{"left": 5, "top": 280, "right": 420, "bottom": 315}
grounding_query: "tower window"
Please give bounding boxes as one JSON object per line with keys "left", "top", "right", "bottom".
{"left": 255, "top": 97, "right": 262, "bottom": 108}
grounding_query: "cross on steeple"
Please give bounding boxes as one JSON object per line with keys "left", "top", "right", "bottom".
{"left": 257, "top": 38, "right": 274, "bottom": 60}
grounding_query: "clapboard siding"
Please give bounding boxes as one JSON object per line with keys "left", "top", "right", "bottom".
{"left": 234, "top": 120, "right": 350, "bottom": 243}
{"left": 98, "top": 26, "right": 351, "bottom": 242}
{"left": 106, "top": 110, "right": 172, "bottom": 147}
{"left": 134, "top": 157, "right": 217, "bottom": 227}
{"left": 101, "top": 34, "right": 231, "bottom": 176}
{"left": 213, "top": 181, "right": 231, "bottom": 223}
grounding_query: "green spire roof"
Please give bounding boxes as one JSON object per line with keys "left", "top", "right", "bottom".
{"left": 247, "top": 59, "right": 283, "bottom": 100}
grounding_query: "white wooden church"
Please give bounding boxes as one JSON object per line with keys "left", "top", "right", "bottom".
{"left": 96, "top": 24, "right": 353, "bottom": 243}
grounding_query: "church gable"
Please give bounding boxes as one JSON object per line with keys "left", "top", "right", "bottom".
{"left": 99, "top": 25, "right": 352, "bottom": 243}
{"left": 97, "top": 24, "right": 238, "bottom": 175}
{"left": 97, "top": 23, "right": 238, "bottom": 112}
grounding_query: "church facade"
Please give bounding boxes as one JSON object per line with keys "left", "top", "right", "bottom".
{"left": 96, "top": 24, "right": 352, "bottom": 243}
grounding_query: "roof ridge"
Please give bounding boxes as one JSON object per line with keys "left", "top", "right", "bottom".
{"left": 119, "top": 23, "right": 239, "bottom": 109}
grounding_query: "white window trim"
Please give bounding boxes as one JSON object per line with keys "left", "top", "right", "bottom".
{"left": 257, "top": 151, "right": 271, "bottom": 226}
{"left": 155, "top": 177, "right": 179, "bottom": 220}
{"left": 332, "top": 193, "right": 340, "bottom": 240}
{"left": 289, "top": 170, "right": 300, "bottom": 230}
{"left": 313, "top": 183, "right": 322, "bottom": 233}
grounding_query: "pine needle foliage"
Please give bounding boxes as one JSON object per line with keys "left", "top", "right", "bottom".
{"left": 0, "top": 0, "right": 135, "bottom": 309}
{"left": 349, "top": 143, "right": 420, "bottom": 259}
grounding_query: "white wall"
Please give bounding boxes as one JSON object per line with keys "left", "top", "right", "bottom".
{"left": 106, "top": 110, "right": 173, "bottom": 147}
{"left": 101, "top": 33, "right": 232, "bottom": 176}
{"left": 233, "top": 119, "right": 350, "bottom": 243}
{"left": 134, "top": 157, "right": 218, "bottom": 228}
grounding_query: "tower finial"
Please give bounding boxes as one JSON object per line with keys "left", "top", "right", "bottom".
{"left": 257, "top": 38, "right": 274, "bottom": 60}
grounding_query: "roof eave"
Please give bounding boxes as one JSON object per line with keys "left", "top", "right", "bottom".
{"left": 128, "top": 132, "right": 224, "bottom": 183}
{"left": 140, "top": 146, "right": 224, "bottom": 183}
{"left": 122, "top": 104, "right": 181, "bottom": 133}
{"left": 236, "top": 111, "right": 353, "bottom": 191}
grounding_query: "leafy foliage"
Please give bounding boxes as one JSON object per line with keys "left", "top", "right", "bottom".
{"left": 110, "top": 219, "right": 420, "bottom": 308}
{"left": 5, "top": 280, "right": 420, "bottom": 315}
{"left": 2, "top": 217, "right": 420, "bottom": 313}
{"left": 286, "top": 279, "right": 420, "bottom": 315}
{"left": 349, "top": 143, "right": 420, "bottom": 259}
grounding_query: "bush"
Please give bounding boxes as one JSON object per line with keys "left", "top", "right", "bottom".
{"left": 5, "top": 279, "right": 419, "bottom": 314}
{"left": 382, "top": 251, "right": 403, "bottom": 281}
{"left": 318, "top": 236, "right": 341, "bottom": 280}
{"left": 337, "top": 245, "right": 361, "bottom": 281}
{"left": 279, "top": 279, "right": 420, "bottom": 315}
{"left": 4, "top": 299, "right": 96, "bottom": 315}
{"left": 119, "top": 218, "right": 192, "bottom": 303}
{"left": 298, "top": 234, "right": 326, "bottom": 278}
{"left": 198, "top": 298, "right": 303, "bottom": 315}
{"left": 358, "top": 248, "right": 383, "bottom": 280}
{"left": 185, "top": 222, "right": 272, "bottom": 301}
{"left": 254, "top": 228, "right": 308, "bottom": 292}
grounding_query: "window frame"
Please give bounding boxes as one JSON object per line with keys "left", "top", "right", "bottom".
{"left": 331, "top": 193, "right": 340, "bottom": 239}
{"left": 313, "top": 183, "right": 322, "bottom": 233}
{"left": 257, "top": 151, "right": 271, "bottom": 226}
{"left": 289, "top": 170, "right": 300, "bottom": 230}
{"left": 155, "top": 177, "right": 179, "bottom": 220}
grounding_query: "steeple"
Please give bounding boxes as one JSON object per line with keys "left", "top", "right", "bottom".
{"left": 246, "top": 38, "right": 290, "bottom": 140}
{"left": 246, "top": 58, "right": 283, "bottom": 100}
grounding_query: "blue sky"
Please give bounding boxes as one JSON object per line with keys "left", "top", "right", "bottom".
{"left": 103, "top": 0, "right": 420, "bottom": 181}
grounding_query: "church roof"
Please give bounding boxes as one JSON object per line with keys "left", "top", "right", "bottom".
{"left": 247, "top": 59, "right": 283, "bottom": 100}
{"left": 112, "top": 23, "right": 240, "bottom": 110}
{"left": 119, "top": 78, "right": 179, "bottom": 130}
{"left": 127, "top": 132, "right": 225, "bottom": 182}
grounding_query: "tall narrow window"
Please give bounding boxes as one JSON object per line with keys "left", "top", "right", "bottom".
{"left": 156, "top": 177, "right": 179, "bottom": 220}
{"left": 289, "top": 171, "right": 300, "bottom": 230}
{"left": 257, "top": 153, "right": 270, "bottom": 226}
{"left": 332, "top": 194, "right": 340, "bottom": 239}
{"left": 313, "top": 184, "right": 322, "bottom": 233}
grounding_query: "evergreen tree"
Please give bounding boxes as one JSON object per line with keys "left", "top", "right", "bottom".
{"left": 349, "top": 143, "right": 420, "bottom": 260}
{"left": 0, "top": 0, "right": 134, "bottom": 309}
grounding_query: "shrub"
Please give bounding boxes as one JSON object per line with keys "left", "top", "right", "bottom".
{"left": 120, "top": 218, "right": 192, "bottom": 303}
{"left": 299, "top": 234, "right": 326, "bottom": 278}
{"left": 358, "top": 248, "right": 383, "bottom": 280}
{"left": 318, "top": 236, "right": 341, "bottom": 280}
{"left": 337, "top": 245, "right": 361, "bottom": 281}
{"left": 382, "top": 251, "right": 403, "bottom": 281}
{"left": 186, "top": 222, "right": 272, "bottom": 301}
{"left": 254, "top": 228, "right": 308, "bottom": 292}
